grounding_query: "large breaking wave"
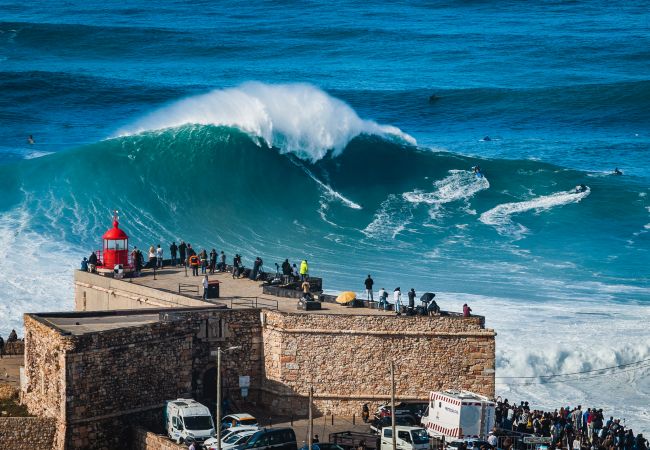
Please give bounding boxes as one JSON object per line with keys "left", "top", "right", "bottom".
{"left": 118, "top": 82, "right": 416, "bottom": 162}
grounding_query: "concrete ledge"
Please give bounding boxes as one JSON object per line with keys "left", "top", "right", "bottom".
{"left": 264, "top": 324, "right": 495, "bottom": 337}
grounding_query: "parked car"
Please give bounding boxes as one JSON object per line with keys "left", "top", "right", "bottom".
{"left": 205, "top": 425, "right": 260, "bottom": 448}
{"left": 240, "top": 427, "right": 297, "bottom": 450}
{"left": 207, "top": 430, "right": 258, "bottom": 450}
{"left": 221, "top": 413, "right": 259, "bottom": 430}
{"left": 375, "top": 402, "right": 429, "bottom": 425}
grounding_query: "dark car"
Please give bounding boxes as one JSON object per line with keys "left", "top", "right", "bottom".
{"left": 375, "top": 402, "right": 429, "bottom": 425}
{"left": 242, "top": 427, "right": 297, "bottom": 450}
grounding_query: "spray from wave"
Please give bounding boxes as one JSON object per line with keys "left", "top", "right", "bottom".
{"left": 480, "top": 187, "right": 591, "bottom": 238}
{"left": 117, "top": 82, "right": 416, "bottom": 162}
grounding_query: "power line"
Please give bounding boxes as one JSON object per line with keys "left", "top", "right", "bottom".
{"left": 496, "top": 363, "right": 650, "bottom": 386}
{"left": 495, "top": 357, "right": 650, "bottom": 379}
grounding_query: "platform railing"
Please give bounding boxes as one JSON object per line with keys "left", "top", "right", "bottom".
{"left": 228, "top": 297, "right": 279, "bottom": 310}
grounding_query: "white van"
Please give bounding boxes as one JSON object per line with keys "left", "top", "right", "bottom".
{"left": 380, "top": 426, "right": 430, "bottom": 450}
{"left": 165, "top": 398, "right": 216, "bottom": 444}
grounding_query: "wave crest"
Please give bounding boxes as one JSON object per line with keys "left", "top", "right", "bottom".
{"left": 118, "top": 82, "right": 416, "bottom": 162}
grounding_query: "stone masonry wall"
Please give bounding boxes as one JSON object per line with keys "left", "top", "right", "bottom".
{"left": 131, "top": 427, "right": 185, "bottom": 450}
{"left": 64, "top": 322, "right": 194, "bottom": 448}
{"left": 23, "top": 308, "right": 264, "bottom": 449}
{"left": 0, "top": 417, "right": 57, "bottom": 449}
{"left": 261, "top": 311, "right": 495, "bottom": 416}
{"left": 22, "top": 314, "right": 75, "bottom": 449}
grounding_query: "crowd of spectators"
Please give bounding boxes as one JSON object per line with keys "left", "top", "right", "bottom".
{"left": 495, "top": 398, "right": 648, "bottom": 450}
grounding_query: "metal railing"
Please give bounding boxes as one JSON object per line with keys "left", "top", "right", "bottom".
{"left": 228, "top": 297, "right": 279, "bottom": 310}
{"left": 178, "top": 283, "right": 200, "bottom": 295}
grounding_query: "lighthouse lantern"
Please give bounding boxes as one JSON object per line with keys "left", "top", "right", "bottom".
{"left": 100, "top": 211, "right": 129, "bottom": 270}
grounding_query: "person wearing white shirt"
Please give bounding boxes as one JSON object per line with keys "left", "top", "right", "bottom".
{"left": 156, "top": 245, "right": 163, "bottom": 268}
{"left": 393, "top": 287, "right": 402, "bottom": 315}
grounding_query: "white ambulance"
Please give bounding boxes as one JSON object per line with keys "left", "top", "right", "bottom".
{"left": 421, "top": 391, "right": 495, "bottom": 441}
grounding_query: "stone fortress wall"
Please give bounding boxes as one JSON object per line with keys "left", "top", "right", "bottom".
{"left": 260, "top": 311, "right": 495, "bottom": 415}
{"left": 20, "top": 271, "right": 495, "bottom": 449}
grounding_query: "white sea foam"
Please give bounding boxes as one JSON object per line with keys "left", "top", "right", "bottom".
{"left": 479, "top": 187, "right": 590, "bottom": 238}
{"left": 435, "top": 291, "right": 650, "bottom": 434}
{"left": 118, "top": 82, "right": 416, "bottom": 162}
{"left": 403, "top": 170, "right": 490, "bottom": 220}
{"left": 362, "top": 194, "right": 413, "bottom": 239}
{"left": 0, "top": 203, "right": 79, "bottom": 335}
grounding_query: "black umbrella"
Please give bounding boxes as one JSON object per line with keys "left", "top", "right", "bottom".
{"left": 420, "top": 292, "right": 436, "bottom": 303}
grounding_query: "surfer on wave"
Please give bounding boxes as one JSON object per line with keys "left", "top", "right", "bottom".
{"left": 473, "top": 165, "right": 483, "bottom": 178}
{"left": 613, "top": 167, "right": 623, "bottom": 176}
{"left": 575, "top": 184, "right": 588, "bottom": 193}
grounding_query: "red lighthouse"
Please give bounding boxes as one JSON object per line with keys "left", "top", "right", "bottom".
{"left": 99, "top": 211, "right": 129, "bottom": 271}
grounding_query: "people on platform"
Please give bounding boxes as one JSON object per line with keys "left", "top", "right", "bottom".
{"left": 156, "top": 244, "right": 163, "bottom": 268}
{"left": 393, "top": 287, "right": 402, "bottom": 315}
{"left": 300, "top": 259, "right": 309, "bottom": 280}
{"left": 209, "top": 249, "right": 217, "bottom": 274}
{"left": 170, "top": 241, "right": 178, "bottom": 266}
{"left": 407, "top": 288, "right": 416, "bottom": 311}
{"left": 463, "top": 303, "right": 472, "bottom": 317}
{"left": 364, "top": 274, "right": 374, "bottom": 301}
{"left": 88, "top": 251, "right": 98, "bottom": 272}
{"left": 203, "top": 275, "right": 209, "bottom": 300}
{"left": 378, "top": 288, "right": 388, "bottom": 310}
{"left": 189, "top": 253, "right": 200, "bottom": 276}
{"left": 282, "top": 259, "right": 292, "bottom": 282}
{"left": 199, "top": 249, "right": 208, "bottom": 274}
{"left": 219, "top": 251, "right": 226, "bottom": 272}
{"left": 178, "top": 241, "right": 187, "bottom": 266}
{"left": 80, "top": 257, "right": 88, "bottom": 272}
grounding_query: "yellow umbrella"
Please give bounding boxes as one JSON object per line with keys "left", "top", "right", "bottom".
{"left": 336, "top": 291, "right": 356, "bottom": 304}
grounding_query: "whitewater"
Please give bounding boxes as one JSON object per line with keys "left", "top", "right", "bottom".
{"left": 2, "top": 0, "right": 650, "bottom": 435}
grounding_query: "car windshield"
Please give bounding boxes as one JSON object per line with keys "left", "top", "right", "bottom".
{"left": 225, "top": 433, "right": 245, "bottom": 444}
{"left": 240, "top": 418, "right": 258, "bottom": 426}
{"left": 184, "top": 415, "right": 213, "bottom": 430}
{"left": 411, "top": 430, "right": 429, "bottom": 444}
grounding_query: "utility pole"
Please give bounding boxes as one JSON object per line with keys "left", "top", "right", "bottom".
{"left": 217, "top": 347, "right": 222, "bottom": 450}
{"left": 391, "top": 360, "right": 396, "bottom": 450}
{"left": 308, "top": 385, "right": 314, "bottom": 450}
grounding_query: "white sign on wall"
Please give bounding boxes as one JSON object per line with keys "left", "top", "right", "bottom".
{"left": 239, "top": 376, "right": 250, "bottom": 388}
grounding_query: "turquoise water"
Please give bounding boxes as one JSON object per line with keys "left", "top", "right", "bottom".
{"left": 0, "top": 0, "right": 649, "bottom": 432}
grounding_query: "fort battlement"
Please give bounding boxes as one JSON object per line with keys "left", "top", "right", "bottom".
{"left": 20, "top": 268, "right": 495, "bottom": 449}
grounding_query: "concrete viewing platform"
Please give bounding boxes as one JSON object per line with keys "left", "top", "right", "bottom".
{"left": 75, "top": 267, "right": 482, "bottom": 320}
{"left": 129, "top": 267, "right": 396, "bottom": 315}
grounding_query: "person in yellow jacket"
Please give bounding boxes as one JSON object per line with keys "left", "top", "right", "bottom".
{"left": 299, "top": 259, "right": 309, "bottom": 281}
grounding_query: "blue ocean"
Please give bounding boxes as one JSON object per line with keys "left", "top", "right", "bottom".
{"left": 1, "top": 0, "right": 648, "bottom": 432}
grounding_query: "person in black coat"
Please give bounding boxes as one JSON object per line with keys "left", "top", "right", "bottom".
{"left": 178, "top": 241, "right": 187, "bottom": 266}
{"left": 407, "top": 288, "right": 416, "bottom": 310}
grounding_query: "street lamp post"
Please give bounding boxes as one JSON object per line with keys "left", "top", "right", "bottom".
{"left": 215, "top": 346, "right": 242, "bottom": 450}
{"left": 391, "top": 361, "right": 396, "bottom": 450}
{"left": 308, "top": 386, "right": 314, "bottom": 450}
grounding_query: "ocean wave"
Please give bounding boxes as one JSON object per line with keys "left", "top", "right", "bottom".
{"left": 362, "top": 194, "right": 413, "bottom": 240}
{"left": 479, "top": 187, "right": 590, "bottom": 238}
{"left": 403, "top": 169, "right": 489, "bottom": 220}
{"left": 117, "top": 82, "right": 416, "bottom": 162}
